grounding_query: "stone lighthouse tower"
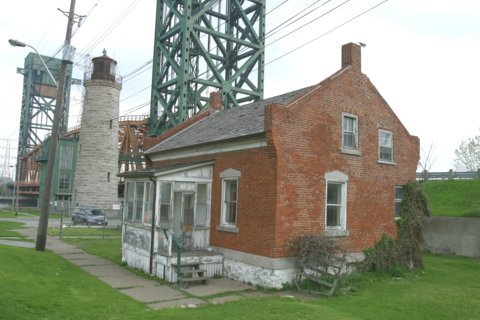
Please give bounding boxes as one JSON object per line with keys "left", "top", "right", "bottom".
{"left": 73, "top": 50, "right": 121, "bottom": 209}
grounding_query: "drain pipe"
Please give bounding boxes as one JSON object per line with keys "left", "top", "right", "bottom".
{"left": 149, "top": 176, "right": 157, "bottom": 275}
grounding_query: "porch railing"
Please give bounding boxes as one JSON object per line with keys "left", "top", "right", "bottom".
{"left": 161, "top": 228, "right": 182, "bottom": 285}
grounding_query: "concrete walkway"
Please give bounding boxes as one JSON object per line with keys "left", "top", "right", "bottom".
{"left": 2, "top": 227, "right": 311, "bottom": 310}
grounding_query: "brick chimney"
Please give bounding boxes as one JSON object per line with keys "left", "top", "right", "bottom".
{"left": 210, "top": 91, "right": 223, "bottom": 111}
{"left": 341, "top": 42, "right": 362, "bottom": 72}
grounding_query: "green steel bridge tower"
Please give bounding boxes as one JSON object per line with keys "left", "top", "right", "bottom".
{"left": 16, "top": 52, "right": 73, "bottom": 157}
{"left": 149, "top": 0, "right": 266, "bottom": 135}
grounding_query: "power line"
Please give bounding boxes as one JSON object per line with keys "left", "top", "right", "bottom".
{"left": 74, "top": 0, "right": 141, "bottom": 64}
{"left": 120, "top": 101, "right": 150, "bottom": 117}
{"left": 266, "top": 0, "right": 331, "bottom": 39}
{"left": 266, "top": 0, "right": 390, "bottom": 68}
{"left": 266, "top": 0, "right": 350, "bottom": 48}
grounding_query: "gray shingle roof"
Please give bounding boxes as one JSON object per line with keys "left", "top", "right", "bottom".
{"left": 145, "top": 86, "right": 315, "bottom": 155}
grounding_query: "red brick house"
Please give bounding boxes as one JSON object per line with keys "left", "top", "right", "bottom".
{"left": 121, "top": 42, "right": 419, "bottom": 288}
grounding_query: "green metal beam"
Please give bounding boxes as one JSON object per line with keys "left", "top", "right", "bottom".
{"left": 16, "top": 53, "right": 73, "bottom": 158}
{"left": 149, "top": 0, "right": 265, "bottom": 136}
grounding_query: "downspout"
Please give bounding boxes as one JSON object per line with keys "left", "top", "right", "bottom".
{"left": 149, "top": 176, "right": 157, "bottom": 275}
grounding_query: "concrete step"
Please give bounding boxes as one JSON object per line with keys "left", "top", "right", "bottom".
{"left": 171, "top": 262, "right": 201, "bottom": 267}
{"left": 181, "top": 269, "right": 207, "bottom": 276}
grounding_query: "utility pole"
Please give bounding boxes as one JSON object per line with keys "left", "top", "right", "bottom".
{"left": 36, "top": 0, "right": 76, "bottom": 251}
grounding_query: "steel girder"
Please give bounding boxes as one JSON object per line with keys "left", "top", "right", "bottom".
{"left": 16, "top": 53, "right": 72, "bottom": 158}
{"left": 149, "top": 0, "right": 265, "bottom": 135}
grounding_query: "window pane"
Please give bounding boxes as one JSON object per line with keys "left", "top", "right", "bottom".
{"left": 144, "top": 182, "right": 152, "bottom": 224}
{"left": 225, "top": 180, "right": 237, "bottom": 202}
{"left": 343, "top": 132, "right": 357, "bottom": 148}
{"left": 379, "top": 131, "right": 393, "bottom": 161}
{"left": 327, "top": 205, "right": 341, "bottom": 227}
{"left": 223, "top": 179, "right": 238, "bottom": 225}
{"left": 226, "top": 201, "right": 237, "bottom": 224}
{"left": 380, "top": 131, "right": 392, "bottom": 147}
{"left": 195, "top": 184, "right": 208, "bottom": 226}
{"left": 125, "top": 182, "right": 134, "bottom": 221}
{"left": 159, "top": 183, "right": 172, "bottom": 225}
{"left": 395, "top": 202, "right": 402, "bottom": 216}
{"left": 183, "top": 194, "right": 194, "bottom": 226}
{"left": 159, "top": 204, "right": 171, "bottom": 224}
{"left": 327, "top": 183, "right": 342, "bottom": 205}
{"left": 395, "top": 186, "right": 404, "bottom": 200}
{"left": 344, "top": 116, "right": 355, "bottom": 132}
{"left": 380, "top": 146, "right": 393, "bottom": 161}
{"left": 135, "top": 183, "right": 144, "bottom": 223}
{"left": 60, "top": 145, "right": 73, "bottom": 169}
{"left": 326, "top": 181, "right": 345, "bottom": 228}
{"left": 395, "top": 186, "right": 404, "bottom": 216}
{"left": 343, "top": 116, "right": 357, "bottom": 149}
{"left": 161, "top": 183, "right": 171, "bottom": 202}
{"left": 58, "top": 174, "right": 70, "bottom": 190}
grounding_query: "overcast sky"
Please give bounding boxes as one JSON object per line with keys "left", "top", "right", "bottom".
{"left": 1, "top": 0, "right": 479, "bottom": 175}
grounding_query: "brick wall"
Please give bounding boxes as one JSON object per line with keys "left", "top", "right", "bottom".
{"left": 267, "top": 65, "right": 419, "bottom": 256}
{"left": 151, "top": 143, "right": 279, "bottom": 258}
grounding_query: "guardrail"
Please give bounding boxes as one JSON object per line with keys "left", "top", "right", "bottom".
{"left": 417, "top": 170, "right": 480, "bottom": 180}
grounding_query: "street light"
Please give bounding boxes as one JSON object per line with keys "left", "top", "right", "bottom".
{"left": 8, "top": 39, "right": 58, "bottom": 88}
{"left": 8, "top": 38, "right": 68, "bottom": 251}
{"left": 10, "top": 0, "right": 76, "bottom": 252}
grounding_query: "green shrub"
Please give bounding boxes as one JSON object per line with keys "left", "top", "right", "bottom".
{"left": 361, "top": 180, "right": 430, "bottom": 272}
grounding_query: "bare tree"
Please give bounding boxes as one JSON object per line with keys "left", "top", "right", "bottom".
{"left": 418, "top": 141, "right": 437, "bottom": 173}
{"left": 453, "top": 130, "right": 480, "bottom": 171}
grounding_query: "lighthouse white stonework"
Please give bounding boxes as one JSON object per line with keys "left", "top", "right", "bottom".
{"left": 73, "top": 51, "right": 121, "bottom": 209}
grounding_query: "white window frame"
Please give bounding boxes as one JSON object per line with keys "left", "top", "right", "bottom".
{"left": 123, "top": 180, "right": 153, "bottom": 225}
{"left": 378, "top": 129, "right": 394, "bottom": 163}
{"left": 158, "top": 181, "right": 173, "bottom": 228}
{"left": 342, "top": 113, "right": 360, "bottom": 154}
{"left": 217, "top": 168, "right": 241, "bottom": 233}
{"left": 324, "top": 171, "right": 349, "bottom": 237}
{"left": 221, "top": 179, "right": 238, "bottom": 226}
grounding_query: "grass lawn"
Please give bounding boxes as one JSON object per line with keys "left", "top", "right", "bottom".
{"left": 48, "top": 226, "right": 122, "bottom": 238}
{"left": 0, "top": 208, "right": 63, "bottom": 219}
{"left": 1, "top": 241, "right": 478, "bottom": 320}
{"left": 0, "top": 221, "right": 26, "bottom": 239}
{"left": 423, "top": 179, "right": 480, "bottom": 217}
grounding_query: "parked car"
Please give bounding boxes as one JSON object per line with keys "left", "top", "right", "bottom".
{"left": 72, "top": 207, "right": 108, "bottom": 226}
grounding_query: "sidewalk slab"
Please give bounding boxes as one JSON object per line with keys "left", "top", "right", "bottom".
{"left": 120, "top": 285, "right": 184, "bottom": 303}
{"left": 0, "top": 240, "right": 35, "bottom": 248}
{"left": 61, "top": 252, "right": 100, "bottom": 260}
{"left": 148, "top": 298, "right": 207, "bottom": 310}
{"left": 99, "top": 274, "right": 159, "bottom": 289}
{"left": 68, "top": 257, "right": 115, "bottom": 267}
{"left": 81, "top": 264, "right": 130, "bottom": 277}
